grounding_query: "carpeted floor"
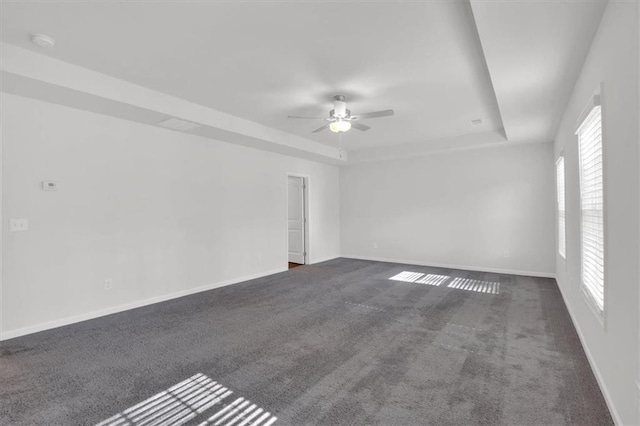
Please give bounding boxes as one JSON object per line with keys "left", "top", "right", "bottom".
{"left": 0, "top": 258, "right": 612, "bottom": 425}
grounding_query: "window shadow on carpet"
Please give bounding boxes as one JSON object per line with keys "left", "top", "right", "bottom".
{"left": 96, "top": 373, "right": 277, "bottom": 426}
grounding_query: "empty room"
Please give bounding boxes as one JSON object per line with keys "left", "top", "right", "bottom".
{"left": 1, "top": 0, "right": 639, "bottom": 425}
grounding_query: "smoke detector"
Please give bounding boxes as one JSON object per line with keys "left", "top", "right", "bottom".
{"left": 31, "top": 33, "right": 56, "bottom": 48}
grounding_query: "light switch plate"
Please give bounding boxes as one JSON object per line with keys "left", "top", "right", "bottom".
{"left": 10, "top": 218, "right": 28, "bottom": 232}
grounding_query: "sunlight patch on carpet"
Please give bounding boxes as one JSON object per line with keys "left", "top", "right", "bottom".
{"left": 96, "top": 373, "right": 276, "bottom": 426}
{"left": 447, "top": 277, "right": 499, "bottom": 294}
{"left": 389, "top": 271, "right": 449, "bottom": 286}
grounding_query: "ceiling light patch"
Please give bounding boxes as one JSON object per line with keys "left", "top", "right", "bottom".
{"left": 157, "top": 118, "right": 202, "bottom": 132}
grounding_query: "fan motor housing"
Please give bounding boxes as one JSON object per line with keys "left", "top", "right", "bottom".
{"left": 329, "top": 109, "right": 351, "bottom": 120}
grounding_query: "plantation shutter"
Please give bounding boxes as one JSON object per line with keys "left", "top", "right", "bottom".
{"left": 556, "top": 156, "right": 566, "bottom": 258}
{"left": 576, "top": 96, "right": 604, "bottom": 313}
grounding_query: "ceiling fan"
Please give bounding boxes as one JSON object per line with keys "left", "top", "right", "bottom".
{"left": 288, "top": 95, "right": 394, "bottom": 133}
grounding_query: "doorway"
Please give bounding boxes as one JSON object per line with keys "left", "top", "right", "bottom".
{"left": 287, "top": 174, "right": 308, "bottom": 268}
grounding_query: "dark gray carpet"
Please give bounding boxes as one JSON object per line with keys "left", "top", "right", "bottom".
{"left": 0, "top": 258, "right": 612, "bottom": 425}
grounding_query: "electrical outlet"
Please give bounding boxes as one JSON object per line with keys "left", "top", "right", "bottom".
{"left": 104, "top": 279, "right": 113, "bottom": 290}
{"left": 257, "top": 253, "right": 262, "bottom": 262}
{"left": 10, "top": 218, "right": 28, "bottom": 232}
{"left": 503, "top": 250, "right": 510, "bottom": 258}
{"left": 373, "top": 242, "right": 378, "bottom": 249}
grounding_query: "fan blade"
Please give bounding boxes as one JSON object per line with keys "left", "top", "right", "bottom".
{"left": 312, "top": 123, "right": 330, "bottom": 133}
{"left": 353, "top": 109, "right": 394, "bottom": 120}
{"left": 351, "top": 122, "right": 371, "bottom": 131}
{"left": 288, "top": 115, "right": 326, "bottom": 119}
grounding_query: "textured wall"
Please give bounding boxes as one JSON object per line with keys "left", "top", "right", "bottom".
{"left": 1, "top": 94, "right": 341, "bottom": 337}
{"left": 341, "top": 142, "right": 555, "bottom": 276}
{"left": 553, "top": 1, "right": 639, "bottom": 423}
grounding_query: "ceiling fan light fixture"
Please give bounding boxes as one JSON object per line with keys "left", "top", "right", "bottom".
{"left": 330, "top": 120, "right": 351, "bottom": 133}
{"left": 288, "top": 95, "right": 393, "bottom": 134}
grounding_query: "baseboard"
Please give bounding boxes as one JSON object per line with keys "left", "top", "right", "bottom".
{"left": 309, "top": 255, "right": 340, "bottom": 265}
{"left": 341, "top": 255, "right": 556, "bottom": 279}
{"left": 555, "top": 276, "right": 623, "bottom": 425}
{"left": 0, "top": 267, "right": 287, "bottom": 341}
{"left": 637, "top": 380, "right": 640, "bottom": 425}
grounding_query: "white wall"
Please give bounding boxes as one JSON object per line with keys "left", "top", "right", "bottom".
{"left": 637, "top": 4, "right": 640, "bottom": 422}
{"left": 1, "top": 93, "right": 340, "bottom": 339}
{"left": 554, "top": 1, "right": 639, "bottom": 424}
{"left": 340, "top": 142, "right": 555, "bottom": 276}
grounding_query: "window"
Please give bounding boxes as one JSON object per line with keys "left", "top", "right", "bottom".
{"left": 576, "top": 94, "right": 604, "bottom": 314}
{"left": 556, "top": 156, "right": 566, "bottom": 258}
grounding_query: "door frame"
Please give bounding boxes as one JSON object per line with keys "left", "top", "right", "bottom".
{"left": 286, "top": 172, "right": 309, "bottom": 265}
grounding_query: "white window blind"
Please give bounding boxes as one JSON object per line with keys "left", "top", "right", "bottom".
{"left": 556, "top": 156, "right": 566, "bottom": 258}
{"left": 576, "top": 97, "right": 604, "bottom": 313}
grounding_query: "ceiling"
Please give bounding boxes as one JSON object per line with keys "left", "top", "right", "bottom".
{"left": 471, "top": 0, "right": 607, "bottom": 145}
{"left": 0, "top": 0, "right": 607, "bottom": 161}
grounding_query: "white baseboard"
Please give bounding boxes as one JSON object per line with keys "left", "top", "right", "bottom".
{"left": 0, "top": 267, "right": 287, "bottom": 341}
{"left": 341, "top": 254, "right": 556, "bottom": 279}
{"left": 309, "top": 255, "right": 340, "bottom": 265}
{"left": 556, "top": 277, "right": 623, "bottom": 425}
{"left": 637, "top": 380, "right": 640, "bottom": 425}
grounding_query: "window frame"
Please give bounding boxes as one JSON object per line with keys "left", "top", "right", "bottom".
{"left": 556, "top": 155, "right": 566, "bottom": 260}
{"left": 575, "top": 88, "right": 607, "bottom": 326}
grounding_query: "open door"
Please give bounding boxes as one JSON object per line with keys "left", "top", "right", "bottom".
{"left": 287, "top": 175, "right": 306, "bottom": 265}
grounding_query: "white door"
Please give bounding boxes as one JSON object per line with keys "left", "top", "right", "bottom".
{"left": 288, "top": 176, "right": 305, "bottom": 264}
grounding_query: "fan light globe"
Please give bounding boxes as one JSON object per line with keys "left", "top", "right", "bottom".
{"left": 330, "top": 120, "right": 351, "bottom": 133}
